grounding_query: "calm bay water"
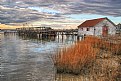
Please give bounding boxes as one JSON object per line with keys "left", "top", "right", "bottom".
{"left": 0, "top": 33, "right": 77, "bottom": 81}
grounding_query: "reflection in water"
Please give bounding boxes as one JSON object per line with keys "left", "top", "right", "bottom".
{"left": 0, "top": 33, "right": 77, "bottom": 81}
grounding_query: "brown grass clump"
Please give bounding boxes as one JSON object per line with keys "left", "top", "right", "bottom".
{"left": 53, "top": 35, "right": 121, "bottom": 75}
{"left": 98, "top": 40, "right": 121, "bottom": 55}
{"left": 53, "top": 41, "right": 98, "bottom": 74}
{"left": 53, "top": 35, "right": 121, "bottom": 81}
{"left": 108, "top": 43, "right": 121, "bottom": 55}
{"left": 84, "top": 35, "right": 121, "bottom": 55}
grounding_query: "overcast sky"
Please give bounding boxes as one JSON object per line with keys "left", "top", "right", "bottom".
{"left": 0, "top": 0, "right": 121, "bottom": 28}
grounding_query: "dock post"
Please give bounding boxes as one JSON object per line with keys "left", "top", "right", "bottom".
{"left": 77, "top": 35, "right": 80, "bottom": 41}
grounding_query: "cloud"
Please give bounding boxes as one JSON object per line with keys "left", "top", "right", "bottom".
{"left": 0, "top": 6, "right": 40, "bottom": 23}
{"left": 0, "top": 0, "right": 121, "bottom": 26}
{"left": 58, "top": 0, "right": 121, "bottom": 16}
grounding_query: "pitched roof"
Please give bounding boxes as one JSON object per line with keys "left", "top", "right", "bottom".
{"left": 78, "top": 18, "right": 106, "bottom": 28}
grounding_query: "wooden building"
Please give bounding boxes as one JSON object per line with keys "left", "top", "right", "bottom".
{"left": 78, "top": 17, "right": 116, "bottom": 37}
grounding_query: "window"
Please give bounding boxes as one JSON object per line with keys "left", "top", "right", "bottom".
{"left": 87, "top": 28, "right": 90, "bottom": 31}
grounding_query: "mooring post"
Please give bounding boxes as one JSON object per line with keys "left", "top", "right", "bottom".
{"left": 62, "top": 30, "right": 64, "bottom": 42}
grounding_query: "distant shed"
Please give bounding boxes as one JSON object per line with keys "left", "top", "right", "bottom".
{"left": 78, "top": 17, "right": 116, "bottom": 37}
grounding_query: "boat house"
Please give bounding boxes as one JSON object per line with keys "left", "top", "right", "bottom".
{"left": 78, "top": 17, "right": 116, "bottom": 37}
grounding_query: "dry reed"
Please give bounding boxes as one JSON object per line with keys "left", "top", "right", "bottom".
{"left": 52, "top": 35, "right": 121, "bottom": 75}
{"left": 84, "top": 35, "right": 121, "bottom": 55}
{"left": 53, "top": 37, "right": 98, "bottom": 74}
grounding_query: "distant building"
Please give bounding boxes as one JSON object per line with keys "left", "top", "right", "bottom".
{"left": 116, "top": 23, "right": 121, "bottom": 34}
{"left": 78, "top": 17, "right": 116, "bottom": 37}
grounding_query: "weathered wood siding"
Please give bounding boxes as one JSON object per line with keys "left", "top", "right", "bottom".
{"left": 78, "top": 19, "right": 116, "bottom": 36}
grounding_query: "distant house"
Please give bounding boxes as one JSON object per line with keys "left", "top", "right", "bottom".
{"left": 116, "top": 23, "right": 121, "bottom": 34}
{"left": 78, "top": 17, "right": 116, "bottom": 37}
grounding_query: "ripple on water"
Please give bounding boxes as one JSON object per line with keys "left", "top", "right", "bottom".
{"left": 0, "top": 33, "right": 56, "bottom": 81}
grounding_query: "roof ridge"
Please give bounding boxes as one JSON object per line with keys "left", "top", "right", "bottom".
{"left": 78, "top": 17, "right": 107, "bottom": 28}
{"left": 86, "top": 17, "right": 106, "bottom": 21}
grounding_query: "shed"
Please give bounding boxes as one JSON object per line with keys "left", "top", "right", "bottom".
{"left": 78, "top": 17, "right": 116, "bottom": 37}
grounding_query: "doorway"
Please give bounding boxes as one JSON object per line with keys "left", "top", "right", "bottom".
{"left": 102, "top": 25, "right": 108, "bottom": 36}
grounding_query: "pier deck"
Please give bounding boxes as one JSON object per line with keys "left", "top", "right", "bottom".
{"left": 16, "top": 27, "right": 78, "bottom": 38}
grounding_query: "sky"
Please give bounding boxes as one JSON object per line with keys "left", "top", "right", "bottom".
{"left": 0, "top": 0, "right": 121, "bottom": 29}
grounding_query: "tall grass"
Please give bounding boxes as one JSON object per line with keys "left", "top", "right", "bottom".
{"left": 53, "top": 37, "right": 98, "bottom": 74}
{"left": 52, "top": 35, "right": 121, "bottom": 75}
{"left": 84, "top": 35, "right": 121, "bottom": 55}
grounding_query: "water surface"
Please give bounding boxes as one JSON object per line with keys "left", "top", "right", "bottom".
{"left": 0, "top": 33, "right": 77, "bottom": 81}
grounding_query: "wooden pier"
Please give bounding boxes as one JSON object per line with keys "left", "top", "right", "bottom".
{"left": 16, "top": 27, "right": 78, "bottom": 39}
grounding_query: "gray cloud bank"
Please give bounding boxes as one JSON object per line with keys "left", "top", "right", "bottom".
{"left": 0, "top": 0, "right": 121, "bottom": 25}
